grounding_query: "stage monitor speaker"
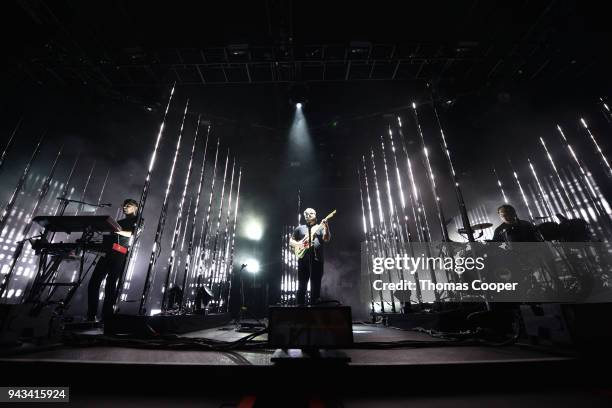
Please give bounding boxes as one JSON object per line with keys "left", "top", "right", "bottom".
{"left": 268, "top": 306, "right": 353, "bottom": 349}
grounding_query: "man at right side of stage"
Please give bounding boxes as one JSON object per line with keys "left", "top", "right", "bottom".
{"left": 492, "top": 204, "right": 543, "bottom": 242}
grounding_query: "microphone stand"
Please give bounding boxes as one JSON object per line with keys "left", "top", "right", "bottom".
{"left": 56, "top": 197, "right": 112, "bottom": 212}
{"left": 307, "top": 222, "right": 313, "bottom": 306}
{"left": 238, "top": 264, "right": 247, "bottom": 325}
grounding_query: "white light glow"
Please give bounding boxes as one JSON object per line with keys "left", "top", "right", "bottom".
{"left": 580, "top": 118, "right": 588, "bottom": 128}
{"left": 244, "top": 219, "right": 263, "bottom": 241}
{"left": 296, "top": 103, "right": 303, "bottom": 109}
{"left": 245, "top": 259, "right": 260, "bottom": 274}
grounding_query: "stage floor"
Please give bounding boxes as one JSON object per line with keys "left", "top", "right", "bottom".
{"left": 4, "top": 322, "right": 611, "bottom": 406}
{"left": 1, "top": 322, "right": 573, "bottom": 366}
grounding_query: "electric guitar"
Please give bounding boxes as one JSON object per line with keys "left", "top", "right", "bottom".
{"left": 292, "top": 210, "right": 336, "bottom": 259}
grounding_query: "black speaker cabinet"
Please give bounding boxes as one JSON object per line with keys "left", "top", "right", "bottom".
{"left": 268, "top": 306, "right": 353, "bottom": 349}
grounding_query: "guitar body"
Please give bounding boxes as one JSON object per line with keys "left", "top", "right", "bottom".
{"left": 292, "top": 210, "right": 336, "bottom": 259}
{"left": 293, "top": 242, "right": 309, "bottom": 259}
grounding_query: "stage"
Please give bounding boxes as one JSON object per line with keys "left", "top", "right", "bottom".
{"left": 3, "top": 322, "right": 612, "bottom": 405}
{"left": 4, "top": 1, "right": 612, "bottom": 405}
{"left": 0, "top": 321, "right": 576, "bottom": 364}
{"left": 0, "top": 323, "right": 585, "bottom": 376}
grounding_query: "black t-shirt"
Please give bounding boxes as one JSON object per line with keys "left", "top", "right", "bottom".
{"left": 293, "top": 223, "right": 326, "bottom": 262}
{"left": 492, "top": 219, "right": 542, "bottom": 242}
{"left": 103, "top": 215, "right": 139, "bottom": 251}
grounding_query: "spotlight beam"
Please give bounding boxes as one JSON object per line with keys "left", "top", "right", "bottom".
{"left": 161, "top": 113, "right": 201, "bottom": 310}
{"left": 223, "top": 167, "right": 241, "bottom": 312}
{"left": 493, "top": 166, "right": 509, "bottom": 204}
{"left": 539, "top": 137, "right": 578, "bottom": 218}
{"left": 0, "top": 117, "right": 22, "bottom": 175}
{"left": 397, "top": 117, "right": 425, "bottom": 242}
{"left": 508, "top": 159, "right": 535, "bottom": 221}
{"left": 362, "top": 156, "right": 386, "bottom": 312}
{"left": 93, "top": 169, "right": 110, "bottom": 215}
{"left": 412, "top": 103, "right": 449, "bottom": 242}
{"left": 1, "top": 146, "right": 61, "bottom": 300}
{"left": 358, "top": 168, "right": 376, "bottom": 314}
{"left": 116, "top": 83, "right": 176, "bottom": 311}
{"left": 433, "top": 104, "right": 474, "bottom": 242}
{"left": 75, "top": 161, "right": 96, "bottom": 215}
{"left": 139, "top": 98, "right": 189, "bottom": 315}
{"left": 201, "top": 148, "right": 230, "bottom": 311}
{"left": 600, "top": 97, "right": 612, "bottom": 124}
{"left": 179, "top": 123, "right": 210, "bottom": 311}
{"left": 191, "top": 137, "right": 220, "bottom": 309}
{"left": 528, "top": 158, "right": 554, "bottom": 219}
{"left": 556, "top": 124, "right": 609, "bottom": 223}
{"left": 380, "top": 134, "right": 407, "bottom": 285}
{"left": 387, "top": 126, "right": 412, "bottom": 242}
{"left": 0, "top": 132, "right": 44, "bottom": 241}
{"left": 53, "top": 154, "right": 80, "bottom": 217}
{"left": 214, "top": 158, "right": 236, "bottom": 307}
{"left": 581, "top": 118, "right": 612, "bottom": 177}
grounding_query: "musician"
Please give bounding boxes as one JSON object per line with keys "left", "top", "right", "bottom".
{"left": 86, "top": 198, "right": 139, "bottom": 322}
{"left": 289, "top": 208, "right": 331, "bottom": 306}
{"left": 492, "top": 204, "right": 543, "bottom": 242}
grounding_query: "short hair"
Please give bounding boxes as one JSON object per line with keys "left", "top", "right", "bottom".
{"left": 123, "top": 198, "right": 139, "bottom": 207}
{"left": 497, "top": 204, "right": 516, "bottom": 214}
{"left": 303, "top": 208, "right": 316, "bottom": 217}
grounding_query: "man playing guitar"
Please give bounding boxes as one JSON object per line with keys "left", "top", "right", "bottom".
{"left": 289, "top": 208, "right": 332, "bottom": 306}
